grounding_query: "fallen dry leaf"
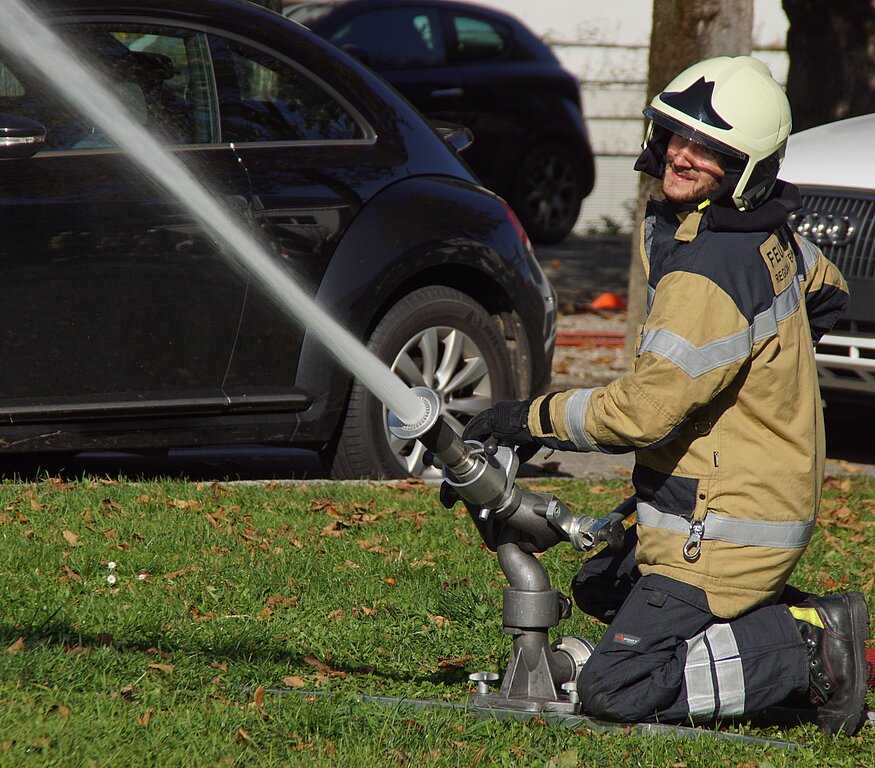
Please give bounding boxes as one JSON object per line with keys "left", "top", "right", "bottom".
{"left": 236, "top": 727, "right": 254, "bottom": 746}
{"left": 5, "top": 637, "right": 24, "bottom": 654}
{"left": 170, "top": 498, "right": 203, "bottom": 510}
{"left": 265, "top": 594, "right": 298, "bottom": 609}
{"left": 437, "top": 653, "right": 471, "bottom": 670}
{"left": 60, "top": 564, "right": 82, "bottom": 583}
{"left": 823, "top": 476, "right": 853, "bottom": 490}
{"left": 357, "top": 537, "right": 389, "bottom": 555}
{"left": 282, "top": 675, "right": 307, "bottom": 688}
{"left": 147, "top": 663, "right": 174, "bottom": 675}
{"left": 390, "top": 478, "right": 425, "bottom": 491}
{"left": 303, "top": 654, "right": 347, "bottom": 678}
{"left": 252, "top": 685, "right": 265, "bottom": 709}
{"left": 137, "top": 708, "right": 155, "bottom": 727}
{"left": 163, "top": 566, "right": 196, "bottom": 580}
{"left": 61, "top": 530, "right": 79, "bottom": 547}
{"left": 319, "top": 520, "right": 347, "bottom": 538}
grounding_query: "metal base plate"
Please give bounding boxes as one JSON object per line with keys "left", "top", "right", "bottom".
{"left": 472, "top": 692, "right": 578, "bottom": 714}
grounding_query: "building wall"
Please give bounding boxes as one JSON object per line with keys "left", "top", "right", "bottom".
{"left": 473, "top": 0, "right": 790, "bottom": 234}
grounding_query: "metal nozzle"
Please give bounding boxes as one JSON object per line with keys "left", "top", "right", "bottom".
{"left": 388, "top": 386, "right": 514, "bottom": 511}
{"left": 387, "top": 387, "right": 442, "bottom": 440}
{"left": 388, "top": 386, "right": 472, "bottom": 470}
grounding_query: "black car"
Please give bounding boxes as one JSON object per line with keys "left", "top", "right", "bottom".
{"left": 0, "top": 0, "right": 556, "bottom": 478}
{"left": 287, "top": 0, "right": 595, "bottom": 244}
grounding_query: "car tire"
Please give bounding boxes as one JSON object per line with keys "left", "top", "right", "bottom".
{"left": 511, "top": 141, "right": 582, "bottom": 244}
{"left": 327, "top": 286, "right": 514, "bottom": 479}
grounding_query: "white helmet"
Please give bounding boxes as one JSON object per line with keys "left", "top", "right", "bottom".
{"left": 641, "top": 56, "right": 792, "bottom": 211}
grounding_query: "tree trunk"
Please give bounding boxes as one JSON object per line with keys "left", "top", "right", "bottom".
{"left": 783, "top": 0, "right": 875, "bottom": 131}
{"left": 624, "top": 0, "right": 754, "bottom": 361}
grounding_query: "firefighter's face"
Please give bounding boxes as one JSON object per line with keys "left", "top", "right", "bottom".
{"left": 662, "top": 133, "right": 725, "bottom": 204}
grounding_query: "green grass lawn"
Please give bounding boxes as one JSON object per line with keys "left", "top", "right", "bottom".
{"left": 0, "top": 474, "right": 872, "bottom": 767}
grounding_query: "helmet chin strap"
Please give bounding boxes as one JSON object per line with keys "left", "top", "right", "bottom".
{"left": 710, "top": 164, "right": 744, "bottom": 207}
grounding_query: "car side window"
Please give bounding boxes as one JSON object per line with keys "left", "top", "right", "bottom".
{"left": 451, "top": 14, "right": 508, "bottom": 62}
{"left": 209, "top": 37, "right": 364, "bottom": 143}
{"left": 329, "top": 9, "right": 445, "bottom": 69}
{"left": 0, "top": 24, "right": 218, "bottom": 150}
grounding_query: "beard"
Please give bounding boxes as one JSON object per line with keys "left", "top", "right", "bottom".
{"left": 662, "top": 166, "right": 723, "bottom": 205}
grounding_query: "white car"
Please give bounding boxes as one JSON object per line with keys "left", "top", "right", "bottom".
{"left": 780, "top": 114, "right": 875, "bottom": 403}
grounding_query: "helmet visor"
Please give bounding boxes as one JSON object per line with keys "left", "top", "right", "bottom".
{"left": 644, "top": 107, "right": 747, "bottom": 162}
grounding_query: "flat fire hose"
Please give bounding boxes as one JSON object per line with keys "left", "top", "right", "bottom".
{"left": 246, "top": 685, "right": 874, "bottom": 750}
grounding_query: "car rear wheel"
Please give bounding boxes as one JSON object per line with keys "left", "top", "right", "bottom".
{"left": 511, "top": 141, "right": 582, "bottom": 244}
{"left": 328, "top": 286, "right": 514, "bottom": 479}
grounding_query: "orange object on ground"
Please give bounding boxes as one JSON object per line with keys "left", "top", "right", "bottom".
{"left": 590, "top": 292, "right": 627, "bottom": 310}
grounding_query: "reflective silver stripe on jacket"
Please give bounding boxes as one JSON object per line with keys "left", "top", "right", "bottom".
{"left": 796, "top": 235, "right": 820, "bottom": 277}
{"left": 636, "top": 501, "right": 815, "bottom": 548}
{"left": 565, "top": 387, "right": 600, "bottom": 452}
{"left": 685, "top": 623, "right": 745, "bottom": 718}
{"left": 637, "top": 277, "right": 803, "bottom": 378}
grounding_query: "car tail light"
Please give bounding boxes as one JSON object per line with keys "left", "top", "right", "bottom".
{"left": 502, "top": 201, "right": 533, "bottom": 254}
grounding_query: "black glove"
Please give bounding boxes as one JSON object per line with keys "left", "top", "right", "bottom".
{"left": 462, "top": 399, "right": 534, "bottom": 447}
{"left": 441, "top": 401, "right": 542, "bottom": 510}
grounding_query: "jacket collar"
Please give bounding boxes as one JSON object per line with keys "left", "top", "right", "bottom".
{"left": 649, "top": 181, "right": 803, "bottom": 238}
{"left": 708, "top": 181, "right": 803, "bottom": 232}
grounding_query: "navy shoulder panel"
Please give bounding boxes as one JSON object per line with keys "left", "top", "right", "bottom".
{"left": 649, "top": 227, "right": 778, "bottom": 323}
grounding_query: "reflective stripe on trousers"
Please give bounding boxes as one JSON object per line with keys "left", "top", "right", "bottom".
{"left": 684, "top": 623, "right": 745, "bottom": 718}
{"left": 576, "top": 573, "right": 809, "bottom": 723}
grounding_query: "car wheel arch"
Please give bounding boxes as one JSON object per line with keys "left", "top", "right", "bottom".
{"left": 365, "top": 263, "right": 533, "bottom": 399}
{"left": 288, "top": 177, "right": 545, "bottom": 444}
{"left": 325, "top": 284, "right": 518, "bottom": 479}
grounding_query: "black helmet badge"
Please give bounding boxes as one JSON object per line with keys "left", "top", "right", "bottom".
{"left": 661, "top": 77, "right": 733, "bottom": 130}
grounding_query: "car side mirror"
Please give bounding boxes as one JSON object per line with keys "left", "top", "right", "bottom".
{"left": 0, "top": 112, "right": 46, "bottom": 159}
{"left": 429, "top": 120, "right": 474, "bottom": 153}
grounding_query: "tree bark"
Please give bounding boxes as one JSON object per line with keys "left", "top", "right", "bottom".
{"left": 783, "top": 0, "right": 875, "bottom": 131}
{"left": 624, "top": 0, "right": 754, "bottom": 361}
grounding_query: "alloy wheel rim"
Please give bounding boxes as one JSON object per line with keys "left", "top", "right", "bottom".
{"left": 524, "top": 151, "right": 578, "bottom": 231}
{"left": 384, "top": 325, "right": 493, "bottom": 477}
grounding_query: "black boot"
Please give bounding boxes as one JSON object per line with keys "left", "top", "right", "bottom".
{"left": 793, "top": 592, "right": 869, "bottom": 735}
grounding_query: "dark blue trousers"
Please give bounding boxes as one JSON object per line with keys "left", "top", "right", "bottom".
{"left": 572, "top": 527, "right": 810, "bottom": 723}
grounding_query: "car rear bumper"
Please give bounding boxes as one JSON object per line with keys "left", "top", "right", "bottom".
{"left": 816, "top": 332, "right": 875, "bottom": 401}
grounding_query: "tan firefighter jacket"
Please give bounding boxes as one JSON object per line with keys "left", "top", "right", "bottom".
{"left": 530, "top": 188, "right": 848, "bottom": 618}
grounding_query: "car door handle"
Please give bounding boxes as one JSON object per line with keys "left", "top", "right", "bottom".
{"left": 431, "top": 87, "right": 464, "bottom": 98}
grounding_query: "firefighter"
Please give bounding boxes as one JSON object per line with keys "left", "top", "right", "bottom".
{"left": 464, "top": 56, "right": 869, "bottom": 735}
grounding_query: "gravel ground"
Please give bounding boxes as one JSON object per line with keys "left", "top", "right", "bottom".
{"left": 536, "top": 235, "right": 631, "bottom": 390}
{"left": 552, "top": 310, "right": 629, "bottom": 390}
